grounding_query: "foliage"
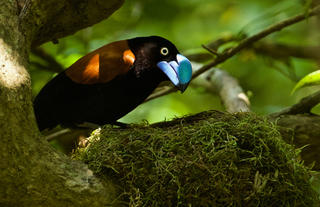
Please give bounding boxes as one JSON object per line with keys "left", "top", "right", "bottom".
{"left": 73, "top": 111, "right": 318, "bottom": 206}
{"left": 30, "top": 0, "right": 320, "bottom": 123}
{"left": 292, "top": 70, "right": 320, "bottom": 94}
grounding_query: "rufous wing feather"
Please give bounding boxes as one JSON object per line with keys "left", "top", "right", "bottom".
{"left": 66, "top": 40, "right": 135, "bottom": 84}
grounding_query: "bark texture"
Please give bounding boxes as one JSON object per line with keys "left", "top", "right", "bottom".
{"left": 20, "top": 0, "right": 124, "bottom": 46}
{"left": 0, "top": 0, "right": 123, "bottom": 206}
{"left": 276, "top": 114, "right": 320, "bottom": 170}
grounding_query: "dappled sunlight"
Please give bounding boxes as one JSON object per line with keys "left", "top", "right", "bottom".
{"left": 0, "top": 39, "right": 30, "bottom": 88}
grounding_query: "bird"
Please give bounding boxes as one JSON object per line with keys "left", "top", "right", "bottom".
{"left": 33, "top": 36, "right": 192, "bottom": 131}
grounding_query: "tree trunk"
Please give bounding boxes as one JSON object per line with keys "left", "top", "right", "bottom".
{"left": 0, "top": 1, "right": 123, "bottom": 206}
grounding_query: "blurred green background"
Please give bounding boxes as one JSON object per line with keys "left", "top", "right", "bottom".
{"left": 30, "top": 0, "right": 320, "bottom": 124}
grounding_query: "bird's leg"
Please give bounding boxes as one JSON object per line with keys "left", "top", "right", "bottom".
{"left": 112, "top": 121, "right": 130, "bottom": 128}
{"left": 76, "top": 122, "right": 101, "bottom": 129}
{"left": 77, "top": 121, "right": 129, "bottom": 128}
{"left": 77, "top": 134, "right": 91, "bottom": 148}
{"left": 45, "top": 128, "right": 72, "bottom": 142}
{"left": 76, "top": 122, "right": 129, "bottom": 147}
{"left": 72, "top": 122, "right": 101, "bottom": 148}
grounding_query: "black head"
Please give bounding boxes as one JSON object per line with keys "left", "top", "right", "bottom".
{"left": 128, "top": 36, "right": 192, "bottom": 92}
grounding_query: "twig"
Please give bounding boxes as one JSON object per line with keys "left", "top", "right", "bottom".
{"left": 145, "top": 5, "right": 320, "bottom": 102}
{"left": 206, "top": 34, "right": 245, "bottom": 50}
{"left": 270, "top": 90, "right": 320, "bottom": 117}
{"left": 194, "top": 5, "right": 320, "bottom": 78}
{"left": 188, "top": 42, "right": 320, "bottom": 63}
{"left": 144, "top": 86, "right": 175, "bottom": 102}
{"left": 44, "top": 122, "right": 101, "bottom": 141}
{"left": 253, "top": 42, "right": 320, "bottom": 61}
{"left": 31, "top": 47, "right": 64, "bottom": 73}
{"left": 201, "top": 44, "right": 219, "bottom": 56}
{"left": 186, "top": 53, "right": 213, "bottom": 63}
{"left": 45, "top": 128, "right": 71, "bottom": 141}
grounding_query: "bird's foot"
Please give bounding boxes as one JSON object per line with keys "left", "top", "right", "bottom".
{"left": 78, "top": 135, "right": 90, "bottom": 148}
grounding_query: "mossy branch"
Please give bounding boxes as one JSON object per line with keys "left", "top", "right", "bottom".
{"left": 73, "top": 111, "right": 319, "bottom": 206}
{"left": 271, "top": 90, "right": 320, "bottom": 117}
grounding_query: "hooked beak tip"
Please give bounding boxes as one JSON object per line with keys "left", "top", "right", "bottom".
{"left": 178, "top": 83, "right": 188, "bottom": 93}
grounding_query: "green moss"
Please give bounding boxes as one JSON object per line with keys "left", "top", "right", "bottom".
{"left": 73, "top": 111, "right": 319, "bottom": 206}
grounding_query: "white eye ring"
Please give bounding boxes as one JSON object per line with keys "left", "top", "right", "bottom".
{"left": 160, "top": 47, "right": 169, "bottom": 56}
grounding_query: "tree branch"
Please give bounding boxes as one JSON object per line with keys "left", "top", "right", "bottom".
{"left": 146, "top": 5, "right": 320, "bottom": 101}
{"left": 205, "top": 34, "right": 246, "bottom": 51}
{"left": 188, "top": 42, "right": 320, "bottom": 64}
{"left": 270, "top": 90, "right": 320, "bottom": 117}
{"left": 20, "top": 0, "right": 124, "bottom": 47}
{"left": 31, "top": 47, "right": 64, "bottom": 73}
{"left": 191, "top": 64, "right": 250, "bottom": 113}
{"left": 253, "top": 42, "right": 320, "bottom": 61}
{"left": 208, "top": 69, "right": 250, "bottom": 113}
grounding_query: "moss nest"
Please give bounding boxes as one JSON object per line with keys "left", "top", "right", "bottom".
{"left": 73, "top": 111, "right": 319, "bottom": 206}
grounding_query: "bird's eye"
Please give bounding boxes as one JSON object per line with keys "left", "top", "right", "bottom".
{"left": 160, "top": 47, "right": 169, "bottom": 56}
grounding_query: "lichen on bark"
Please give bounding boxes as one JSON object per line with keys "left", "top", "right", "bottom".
{"left": 0, "top": 0, "right": 124, "bottom": 206}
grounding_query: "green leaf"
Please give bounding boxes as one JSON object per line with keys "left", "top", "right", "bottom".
{"left": 292, "top": 70, "right": 320, "bottom": 94}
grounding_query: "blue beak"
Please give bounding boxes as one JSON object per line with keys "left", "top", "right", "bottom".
{"left": 157, "top": 54, "right": 192, "bottom": 93}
